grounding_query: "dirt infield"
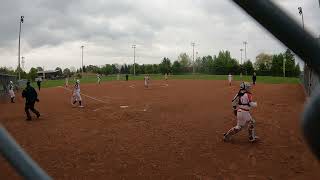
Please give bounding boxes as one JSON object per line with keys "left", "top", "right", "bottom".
{"left": 0, "top": 80, "right": 319, "bottom": 179}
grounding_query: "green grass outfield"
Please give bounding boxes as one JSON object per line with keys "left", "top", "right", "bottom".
{"left": 31, "top": 74, "right": 300, "bottom": 88}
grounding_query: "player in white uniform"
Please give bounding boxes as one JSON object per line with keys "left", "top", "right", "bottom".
{"left": 144, "top": 75, "right": 150, "bottom": 88}
{"left": 65, "top": 77, "right": 69, "bottom": 87}
{"left": 228, "top": 73, "right": 232, "bottom": 86}
{"left": 72, "top": 80, "right": 84, "bottom": 108}
{"left": 224, "top": 82, "right": 259, "bottom": 142}
{"left": 97, "top": 74, "right": 101, "bottom": 84}
{"left": 8, "top": 81, "right": 15, "bottom": 103}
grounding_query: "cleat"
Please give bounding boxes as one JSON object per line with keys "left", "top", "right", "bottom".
{"left": 223, "top": 133, "right": 231, "bottom": 142}
{"left": 79, "top": 105, "right": 84, "bottom": 108}
{"left": 37, "top": 113, "right": 40, "bottom": 118}
{"left": 26, "top": 118, "right": 32, "bottom": 121}
{"left": 249, "top": 136, "right": 260, "bottom": 143}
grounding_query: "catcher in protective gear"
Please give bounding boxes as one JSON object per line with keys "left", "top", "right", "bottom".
{"left": 71, "top": 80, "right": 84, "bottom": 108}
{"left": 224, "top": 82, "right": 259, "bottom": 142}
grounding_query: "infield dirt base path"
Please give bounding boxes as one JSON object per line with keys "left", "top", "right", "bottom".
{"left": 0, "top": 80, "right": 319, "bottom": 179}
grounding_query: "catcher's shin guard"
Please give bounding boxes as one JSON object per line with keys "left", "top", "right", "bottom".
{"left": 224, "top": 126, "right": 242, "bottom": 141}
{"left": 248, "top": 119, "right": 258, "bottom": 142}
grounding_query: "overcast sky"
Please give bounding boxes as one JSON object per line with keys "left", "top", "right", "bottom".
{"left": 0, "top": 0, "right": 320, "bottom": 71}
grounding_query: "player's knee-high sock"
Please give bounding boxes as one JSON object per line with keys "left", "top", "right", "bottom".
{"left": 248, "top": 121, "right": 256, "bottom": 140}
{"left": 73, "top": 100, "right": 77, "bottom": 104}
{"left": 79, "top": 101, "right": 82, "bottom": 106}
{"left": 11, "top": 97, "right": 14, "bottom": 103}
{"left": 225, "top": 126, "right": 241, "bottom": 138}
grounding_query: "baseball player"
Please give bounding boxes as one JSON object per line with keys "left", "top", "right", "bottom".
{"left": 22, "top": 81, "right": 40, "bottom": 121}
{"left": 97, "top": 74, "right": 101, "bottom": 84}
{"left": 65, "top": 77, "right": 69, "bottom": 87}
{"left": 8, "top": 81, "right": 15, "bottom": 103}
{"left": 165, "top": 73, "right": 168, "bottom": 81}
{"left": 72, "top": 80, "right": 84, "bottom": 108}
{"left": 144, "top": 75, "right": 150, "bottom": 88}
{"left": 228, "top": 73, "right": 232, "bottom": 86}
{"left": 224, "top": 82, "right": 259, "bottom": 143}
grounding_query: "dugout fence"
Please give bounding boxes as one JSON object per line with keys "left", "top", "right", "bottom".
{"left": 302, "top": 38, "right": 320, "bottom": 96}
{"left": 0, "top": 74, "right": 17, "bottom": 102}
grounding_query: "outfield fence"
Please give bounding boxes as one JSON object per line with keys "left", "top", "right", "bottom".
{"left": 301, "top": 37, "right": 320, "bottom": 96}
{"left": 302, "top": 65, "right": 320, "bottom": 96}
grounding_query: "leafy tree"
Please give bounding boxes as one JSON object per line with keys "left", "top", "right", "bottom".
{"left": 171, "top": 61, "right": 182, "bottom": 74}
{"left": 0, "top": 67, "right": 15, "bottom": 75}
{"left": 55, "top": 67, "right": 63, "bottom": 76}
{"left": 284, "top": 49, "right": 296, "bottom": 77}
{"left": 15, "top": 67, "right": 28, "bottom": 79}
{"left": 159, "top": 57, "right": 171, "bottom": 74}
{"left": 129, "top": 63, "right": 141, "bottom": 75}
{"left": 255, "top": 53, "right": 272, "bottom": 70}
{"left": 101, "top": 64, "right": 113, "bottom": 75}
{"left": 271, "top": 54, "right": 284, "bottom": 76}
{"left": 63, "top": 68, "right": 71, "bottom": 77}
{"left": 145, "top": 64, "right": 153, "bottom": 74}
{"left": 152, "top": 64, "right": 159, "bottom": 74}
{"left": 213, "top": 50, "right": 238, "bottom": 75}
{"left": 242, "top": 60, "right": 254, "bottom": 75}
{"left": 112, "top": 64, "right": 119, "bottom": 74}
{"left": 28, "top": 67, "right": 38, "bottom": 81}
{"left": 177, "top": 53, "right": 191, "bottom": 73}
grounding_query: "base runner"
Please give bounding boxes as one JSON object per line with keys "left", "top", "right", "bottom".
{"left": 71, "top": 80, "right": 84, "bottom": 108}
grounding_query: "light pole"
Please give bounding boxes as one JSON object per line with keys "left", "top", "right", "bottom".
{"left": 240, "top": 48, "right": 243, "bottom": 64}
{"left": 243, "top": 41, "right": 248, "bottom": 62}
{"left": 81, "top": 45, "right": 84, "bottom": 76}
{"left": 18, "top": 16, "right": 24, "bottom": 80}
{"left": 132, "top": 45, "right": 136, "bottom": 76}
{"left": 191, "top": 42, "right": 195, "bottom": 74}
{"left": 298, "top": 7, "right": 305, "bottom": 30}
{"left": 21, "top": 56, "right": 25, "bottom": 71}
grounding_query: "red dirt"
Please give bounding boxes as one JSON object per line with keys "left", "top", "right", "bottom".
{"left": 0, "top": 80, "right": 319, "bottom": 180}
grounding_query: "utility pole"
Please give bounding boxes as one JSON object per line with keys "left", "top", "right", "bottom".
{"left": 81, "top": 45, "right": 84, "bottom": 76}
{"left": 243, "top": 41, "right": 248, "bottom": 62}
{"left": 240, "top": 49, "right": 243, "bottom": 64}
{"left": 191, "top": 42, "right": 195, "bottom": 74}
{"left": 21, "top": 56, "right": 25, "bottom": 71}
{"left": 132, "top": 45, "right": 136, "bottom": 76}
{"left": 18, "top": 16, "right": 24, "bottom": 80}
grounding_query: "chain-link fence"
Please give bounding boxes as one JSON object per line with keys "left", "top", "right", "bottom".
{"left": 301, "top": 38, "right": 320, "bottom": 96}
{"left": 0, "top": 74, "right": 17, "bottom": 102}
{"left": 302, "top": 65, "right": 320, "bottom": 96}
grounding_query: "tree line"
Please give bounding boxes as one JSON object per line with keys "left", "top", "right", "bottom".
{"left": 77, "top": 49, "right": 300, "bottom": 77}
{"left": 0, "top": 48, "right": 301, "bottom": 81}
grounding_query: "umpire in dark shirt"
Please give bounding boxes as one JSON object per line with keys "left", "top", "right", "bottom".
{"left": 22, "top": 81, "right": 40, "bottom": 121}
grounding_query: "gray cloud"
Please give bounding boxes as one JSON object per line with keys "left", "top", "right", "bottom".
{"left": 0, "top": 0, "right": 319, "bottom": 70}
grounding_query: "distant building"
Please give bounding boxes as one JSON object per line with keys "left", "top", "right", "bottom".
{"left": 37, "top": 70, "right": 61, "bottom": 80}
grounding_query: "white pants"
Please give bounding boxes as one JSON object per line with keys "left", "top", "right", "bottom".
{"left": 236, "top": 110, "right": 253, "bottom": 128}
{"left": 73, "top": 92, "right": 82, "bottom": 101}
{"left": 9, "top": 90, "right": 15, "bottom": 98}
